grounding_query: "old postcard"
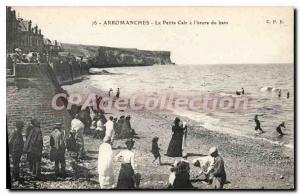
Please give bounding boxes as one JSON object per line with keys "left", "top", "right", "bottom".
{"left": 6, "top": 6, "right": 294, "bottom": 190}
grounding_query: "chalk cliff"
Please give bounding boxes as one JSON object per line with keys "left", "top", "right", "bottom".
{"left": 95, "top": 46, "right": 173, "bottom": 67}
{"left": 62, "top": 43, "right": 174, "bottom": 67}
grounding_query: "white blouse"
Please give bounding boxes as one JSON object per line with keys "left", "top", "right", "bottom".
{"left": 116, "top": 150, "right": 135, "bottom": 169}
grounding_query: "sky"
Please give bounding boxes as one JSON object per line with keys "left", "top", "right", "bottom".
{"left": 11, "top": 7, "right": 294, "bottom": 64}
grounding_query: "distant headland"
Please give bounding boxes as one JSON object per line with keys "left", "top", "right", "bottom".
{"left": 62, "top": 43, "right": 175, "bottom": 68}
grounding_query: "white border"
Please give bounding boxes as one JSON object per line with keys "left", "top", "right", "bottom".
{"left": 1, "top": 0, "right": 299, "bottom": 195}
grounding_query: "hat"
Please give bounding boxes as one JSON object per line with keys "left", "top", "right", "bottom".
{"left": 54, "top": 122, "right": 62, "bottom": 128}
{"left": 125, "top": 139, "right": 135, "bottom": 149}
{"left": 209, "top": 147, "right": 218, "bottom": 156}
{"left": 192, "top": 159, "right": 201, "bottom": 167}
{"left": 14, "top": 48, "right": 22, "bottom": 52}
{"left": 174, "top": 117, "right": 180, "bottom": 124}
{"left": 152, "top": 136, "right": 159, "bottom": 142}
{"left": 16, "top": 121, "right": 24, "bottom": 129}
{"left": 31, "top": 118, "right": 40, "bottom": 127}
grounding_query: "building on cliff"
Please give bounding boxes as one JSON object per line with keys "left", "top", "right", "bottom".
{"left": 94, "top": 46, "right": 174, "bottom": 67}
{"left": 6, "top": 7, "right": 62, "bottom": 58}
{"left": 6, "top": 7, "right": 44, "bottom": 53}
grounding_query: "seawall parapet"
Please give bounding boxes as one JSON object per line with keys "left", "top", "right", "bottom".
{"left": 7, "top": 63, "right": 72, "bottom": 135}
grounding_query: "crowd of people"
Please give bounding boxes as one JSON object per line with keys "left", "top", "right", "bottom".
{"left": 8, "top": 110, "right": 227, "bottom": 189}
{"left": 7, "top": 48, "right": 41, "bottom": 66}
{"left": 10, "top": 88, "right": 291, "bottom": 190}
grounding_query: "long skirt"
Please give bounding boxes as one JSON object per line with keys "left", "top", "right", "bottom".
{"left": 166, "top": 133, "right": 183, "bottom": 157}
{"left": 172, "top": 172, "right": 193, "bottom": 189}
{"left": 98, "top": 143, "right": 114, "bottom": 189}
{"left": 116, "top": 163, "right": 135, "bottom": 189}
{"left": 99, "top": 175, "right": 115, "bottom": 189}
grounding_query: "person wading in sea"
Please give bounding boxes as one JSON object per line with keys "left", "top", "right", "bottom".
{"left": 278, "top": 89, "right": 281, "bottom": 98}
{"left": 116, "top": 88, "right": 120, "bottom": 99}
{"left": 276, "top": 122, "right": 286, "bottom": 136}
{"left": 254, "top": 115, "right": 264, "bottom": 134}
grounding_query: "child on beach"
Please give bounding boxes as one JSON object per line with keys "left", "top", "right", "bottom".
{"left": 151, "top": 136, "right": 162, "bottom": 165}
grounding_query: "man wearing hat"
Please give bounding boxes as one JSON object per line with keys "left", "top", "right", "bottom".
{"left": 206, "top": 147, "right": 227, "bottom": 189}
{"left": 50, "top": 122, "right": 66, "bottom": 177}
{"left": 9, "top": 121, "right": 25, "bottom": 181}
{"left": 24, "top": 119, "right": 43, "bottom": 178}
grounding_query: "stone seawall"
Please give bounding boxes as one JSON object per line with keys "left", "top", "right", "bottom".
{"left": 50, "top": 60, "right": 90, "bottom": 85}
{"left": 7, "top": 63, "right": 72, "bottom": 135}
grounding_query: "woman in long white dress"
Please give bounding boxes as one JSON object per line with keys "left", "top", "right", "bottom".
{"left": 98, "top": 137, "right": 115, "bottom": 189}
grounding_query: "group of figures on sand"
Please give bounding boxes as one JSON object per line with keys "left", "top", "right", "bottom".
{"left": 97, "top": 116, "right": 227, "bottom": 189}
{"left": 91, "top": 113, "right": 137, "bottom": 141}
{"left": 164, "top": 117, "right": 226, "bottom": 189}
{"left": 71, "top": 109, "right": 140, "bottom": 189}
{"left": 8, "top": 107, "right": 138, "bottom": 188}
{"left": 98, "top": 138, "right": 141, "bottom": 189}
{"left": 9, "top": 110, "right": 227, "bottom": 189}
{"left": 9, "top": 119, "right": 44, "bottom": 181}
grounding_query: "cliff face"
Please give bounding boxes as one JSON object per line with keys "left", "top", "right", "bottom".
{"left": 95, "top": 46, "right": 173, "bottom": 67}
{"left": 61, "top": 43, "right": 174, "bottom": 68}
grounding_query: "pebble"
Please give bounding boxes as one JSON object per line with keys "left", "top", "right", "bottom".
{"left": 280, "top": 175, "right": 284, "bottom": 179}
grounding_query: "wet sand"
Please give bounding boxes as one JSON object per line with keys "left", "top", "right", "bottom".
{"left": 11, "top": 79, "right": 294, "bottom": 190}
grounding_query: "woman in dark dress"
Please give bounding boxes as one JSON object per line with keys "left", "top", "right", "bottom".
{"left": 169, "top": 158, "right": 193, "bottom": 189}
{"left": 166, "top": 117, "right": 185, "bottom": 157}
{"left": 119, "top": 115, "right": 137, "bottom": 139}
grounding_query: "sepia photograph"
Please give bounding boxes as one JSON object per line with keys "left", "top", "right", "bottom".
{"left": 6, "top": 6, "right": 295, "bottom": 190}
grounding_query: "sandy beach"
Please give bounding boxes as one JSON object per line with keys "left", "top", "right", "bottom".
{"left": 10, "top": 78, "right": 294, "bottom": 190}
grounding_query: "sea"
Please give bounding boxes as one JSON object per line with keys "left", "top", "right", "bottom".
{"left": 73, "top": 64, "right": 295, "bottom": 149}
